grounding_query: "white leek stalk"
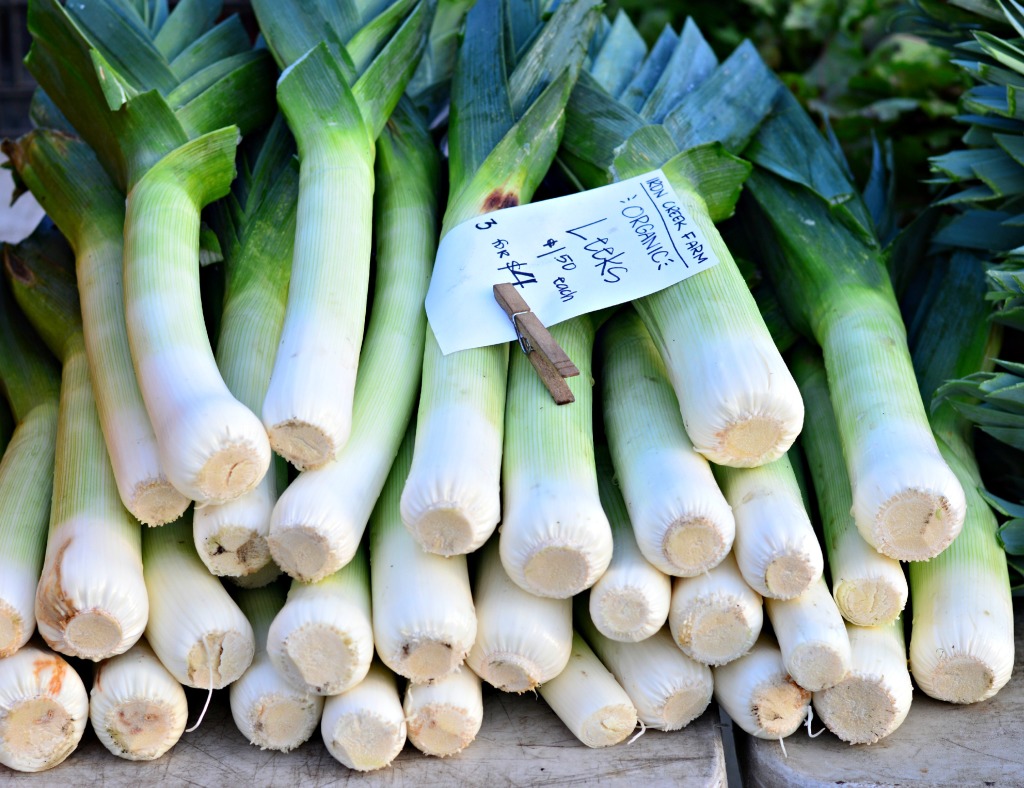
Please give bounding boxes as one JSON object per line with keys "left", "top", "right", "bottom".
{"left": 632, "top": 196, "right": 804, "bottom": 468}
{"left": 194, "top": 479, "right": 276, "bottom": 578}
{"left": 0, "top": 272, "right": 57, "bottom": 657}
{"left": 909, "top": 438, "right": 1015, "bottom": 704}
{"left": 3, "top": 131, "right": 189, "bottom": 525}
{"left": 538, "top": 632, "right": 638, "bottom": 748}
{"left": 813, "top": 619, "right": 912, "bottom": 744}
{"left": 746, "top": 168, "right": 964, "bottom": 560}
{"left": 322, "top": 660, "right": 407, "bottom": 771}
{"left": 401, "top": 1, "right": 600, "bottom": 557}
{"left": 89, "top": 640, "right": 188, "bottom": 760}
{"left": 579, "top": 615, "right": 712, "bottom": 731}
{"left": 404, "top": 664, "right": 483, "bottom": 757}
{"left": 142, "top": 513, "right": 255, "bottom": 688}
{"left": 254, "top": 1, "right": 429, "bottom": 469}
{"left": 668, "top": 552, "right": 762, "bottom": 665}
{"left": 35, "top": 340, "right": 149, "bottom": 661}
{"left": 714, "top": 455, "right": 823, "bottom": 600}
{"left": 793, "top": 348, "right": 907, "bottom": 625}
{"left": 231, "top": 585, "right": 323, "bottom": 751}
{"left": 500, "top": 316, "right": 612, "bottom": 598}
{"left": 9, "top": 234, "right": 148, "bottom": 661}
{"left": 589, "top": 449, "right": 671, "bottom": 641}
{"left": 267, "top": 103, "right": 437, "bottom": 582}
{"left": 0, "top": 643, "right": 88, "bottom": 772}
{"left": 713, "top": 633, "right": 811, "bottom": 739}
{"left": 766, "top": 576, "right": 851, "bottom": 692}
{"left": 601, "top": 310, "right": 734, "bottom": 576}
{"left": 124, "top": 128, "right": 271, "bottom": 504}
{"left": 372, "top": 431, "right": 476, "bottom": 682}
{"left": 266, "top": 553, "right": 374, "bottom": 696}
{"left": 466, "top": 539, "right": 572, "bottom": 692}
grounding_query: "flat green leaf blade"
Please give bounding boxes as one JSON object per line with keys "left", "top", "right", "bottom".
{"left": 745, "top": 89, "right": 875, "bottom": 242}
{"left": 169, "top": 15, "right": 252, "bottom": 80}
{"left": 250, "top": 0, "right": 358, "bottom": 69}
{"left": 588, "top": 9, "right": 646, "bottom": 100}
{"left": 659, "top": 142, "right": 753, "bottom": 223}
{"left": 560, "top": 70, "right": 647, "bottom": 188}
{"left": 153, "top": 0, "right": 221, "bottom": 60}
{"left": 664, "top": 40, "right": 781, "bottom": 157}
{"left": 639, "top": 17, "right": 717, "bottom": 124}
{"left": 352, "top": 0, "right": 430, "bottom": 140}
{"left": 445, "top": 68, "right": 576, "bottom": 229}
{"left": 171, "top": 51, "right": 276, "bottom": 140}
{"left": 347, "top": 0, "right": 419, "bottom": 75}
{"left": 620, "top": 24, "right": 676, "bottom": 111}
{"left": 447, "top": 0, "right": 514, "bottom": 198}
{"left": 67, "top": 0, "right": 179, "bottom": 93}
{"left": 506, "top": 0, "right": 602, "bottom": 119}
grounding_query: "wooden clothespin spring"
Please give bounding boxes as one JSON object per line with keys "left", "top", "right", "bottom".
{"left": 493, "top": 283, "right": 579, "bottom": 405}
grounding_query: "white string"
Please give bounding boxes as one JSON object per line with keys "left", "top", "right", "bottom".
{"left": 627, "top": 720, "right": 647, "bottom": 745}
{"left": 804, "top": 705, "right": 825, "bottom": 738}
{"left": 778, "top": 736, "right": 788, "bottom": 759}
{"left": 186, "top": 641, "right": 215, "bottom": 733}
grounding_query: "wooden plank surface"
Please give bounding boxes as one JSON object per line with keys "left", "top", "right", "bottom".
{"left": 739, "top": 608, "right": 1024, "bottom": 787}
{"left": 1, "top": 687, "right": 726, "bottom": 786}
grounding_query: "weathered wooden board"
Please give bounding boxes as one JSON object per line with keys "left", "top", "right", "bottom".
{"left": 0, "top": 689, "right": 726, "bottom": 786}
{"left": 739, "top": 609, "right": 1024, "bottom": 787}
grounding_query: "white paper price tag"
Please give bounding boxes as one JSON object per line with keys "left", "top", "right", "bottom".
{"left": 426, "top": 169, "right": 721, "bottom": 355}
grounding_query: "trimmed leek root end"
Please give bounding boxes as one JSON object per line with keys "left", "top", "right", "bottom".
{"left": 713, "top": 415, "right": 788, "bottom": 468}
{"left": 131, "top": 479, "right": 190, "bottom": 527}
{"left": 198, "top": 526, "right": 271, "bottom": 577}
{"left": 266, "top": 420, "right": 334, "bottom": 472}
{"left": 90, "top": 643, "right": 188, "bottom": 761}
{"left": 0, "top": 645, "right": 89, "bottom": 772}
{"left": 403, "top": 665, "right": 483, "bottom": 757}
{"left": 268, "top": 527, "right": 333, "bottom": 582}
{"left": 321, "top": 662, "right": 406, "bottom": 772}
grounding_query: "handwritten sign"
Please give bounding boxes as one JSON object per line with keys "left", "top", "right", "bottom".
{"left": 426, "top": 169, "right": 721, "bottom": 355}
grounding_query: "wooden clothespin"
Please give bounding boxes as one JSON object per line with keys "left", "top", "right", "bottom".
{"left": 493, "top": 283, "right": 579, "bottom": 405}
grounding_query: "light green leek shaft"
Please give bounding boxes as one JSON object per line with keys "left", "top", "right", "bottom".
{"left": 0, "top": 269, "right": 59, "bottom": 656}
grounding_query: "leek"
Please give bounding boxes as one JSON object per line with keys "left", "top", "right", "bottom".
{"left": 600, "top": 309, "right": 734, "bottom": 577}
{"left": 538, "top": 632, "right": 638, "bottom": 748}
{"left": 372, "top": 431, "right": 476, "bottom": 683}
{"left": 466, "top": 538, "right": 573, "bottom": 693}
{"left": 231, "top": 585, "right": 324, "bottom": 751}
{"left": 3, "top": 130, "right": 188, "bottom": 524}
{"left": 812, "top": 619, "right": 912, "bottom": 744}
{"left": 714, "top": 454, "right": 823, "bottom": 600}
{"left": 7, "top": 228, "right": 147, "bottom": 661}
{"left": 0, "top": 643, "right": 88, "bottom": 772}
{"left": 402, "top": 0, "right": 601, "bottom": 556}
{"left": 668, "top": 552, "right": 762, "bottom": 666}
{"left": 793, "top": 345, "right": 907, "bottom": 626}
{"left": 124, "top": 128, "right": 273, "bottom": 504}
{"left": 195, "top": 117, "right": 298, "bottom": 578}
{"left": 142, "top": 512, "right": 254, "bottom": 689}
{"left": 712, "top": 633, "right": 811, "bottom": 740}
{"left": 743, "top": 91, "right": 965, "bottom": 560}
{"left": 322, "top": 659, "right": 406, "bottom": 771}
{"left": 500, "top": 316, "right": 612, "bottom": 598}
{"left": 908, "top": 254, "right": 1014, "bottom": 703}
{"left": 561, "top": 35, "right": 804, "bottom": 468}
{"left": 404, "top": 664, "right": 483, "bottom": 758}
{"left": 89, "top": 639, "right": 188, "bottom": 761}
{"left": 588, "top": 447, "right": 671, "bottom": 642}
{"left": 266, "top": 552, "right": 374, "bottom": 696}
{"left": 251, "top": 0, "right": 430, "bottom": 469}
{"left": 765, "top": 576, "right": 852, "bottom": 692}
{"left": 578, "top": 612, "right": 712, "bottom": 731}
{"left": 25, "top": 0, "right": 277, "bottom": 507}
{"left": 0, "top": 265, "right": 57, "bottom": 657}
{"left": 268, "top": 100, "right": 438, "bottom": 582}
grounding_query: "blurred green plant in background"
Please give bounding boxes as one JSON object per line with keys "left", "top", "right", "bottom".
{"left": 604, "top": 0, "right": 970, "bottom": 220}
